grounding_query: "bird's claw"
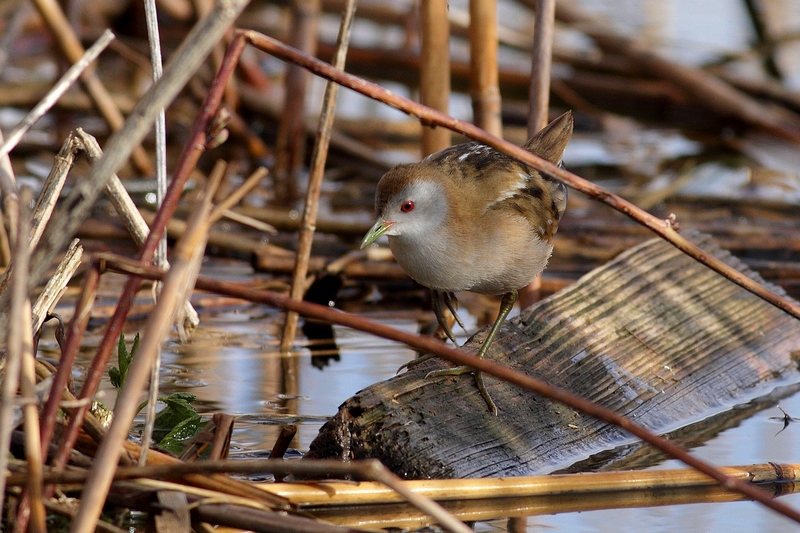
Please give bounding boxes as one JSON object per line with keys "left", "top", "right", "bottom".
{"left": 397, "top": 353, "right": 436, "bottom": 373}
{"left": 426, "top": 365, "right": 498, "bottom": 416}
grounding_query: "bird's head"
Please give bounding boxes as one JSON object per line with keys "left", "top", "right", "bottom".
{"left": 360, "top": 165, "right": 448, "bottom": 249}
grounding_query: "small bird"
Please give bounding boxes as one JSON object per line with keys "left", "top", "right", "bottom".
{"left": 361, "top": 112, "right": 573, "bottom": 415}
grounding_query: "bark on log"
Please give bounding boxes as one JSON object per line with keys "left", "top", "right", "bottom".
{"left": 305, "top": 232, "right": 800, "bottom": 478}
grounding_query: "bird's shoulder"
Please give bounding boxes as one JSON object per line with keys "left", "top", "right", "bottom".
{"left": 423, "top": 142, "right": 567, "bottom": 238}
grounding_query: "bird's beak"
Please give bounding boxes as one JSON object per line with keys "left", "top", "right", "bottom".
{"left": 361, "top": 219, "right": 394, "bottom": 249}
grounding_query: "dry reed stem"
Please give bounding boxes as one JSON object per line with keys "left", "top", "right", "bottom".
{"left": 208, "top": 167, "right": 269, "bottom": 223}
{"left": 258, "top": 462, "right": 800, "bottom": 506}
{"left": 0, "top": 214, "right": 21, "bottom": 513}
{"left": 0, "top": 130, "right": 15, "bottom": 266}
{"left": 519, "top": 0, "right": 556, "bottom": 310}
{"left": 420, "top": 0, "right": 452, "bottom": 154}
{"left": 273, "top": 0, "right": 321, "bottom": 202}
{"left": 528, "top": 0, "right": 556, "bottom": 135}
{"left": 100, "top": 252, "right": 800, "bottom": 524}
{"left": 31, "top": 0, "right": 153, "bottom": 175}
{"left": 73, "top": 129, "right": 200, "bottom": 335}
{"left": 30, "top": 239, "right": 82, "bottom": 334}
{"left": 36, "top": 2, "right": 249, "bottom": 513}
{"left": 28, "top": 132, "right": 84, "bottom": 251}
{"left": 14, "top": 459, "right": 798, "bottom": 496}
{"left": 140, "top": 0, "right": 169, "bottom": 466}
{"left": 19, "top": 305, "right": 44, "bottom": 533}
{"left": 71, "top": 170, "right": 220, "bottom": 533}
{"left": 469, "top": 0, "right": 502, "bottom": 136}
{"left": 280, "top": 0, "right": 358, "bottom": 353}
{"left": 0, "top": 131, "right": 84, "bottom": 316}
{"left": 3, "top": 188, "right": 45, "bottom": 532}
{"left": 0, "top": 147, "right": 18, "bottom": 260}
{"left": 37, "top": 263, "right": 100, "bottom": 462}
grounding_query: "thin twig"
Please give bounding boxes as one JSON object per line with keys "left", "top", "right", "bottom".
{"left": 141, "top": 0, "right": 169, "bottom": 465}
{"left": 0, "top": 187, "right": 22, "bottom": 515}
{"left": 31, "top": 239, "right": 82, "bottom": 334}
{"left": 0, "top": 29, "right": 115, "bottom": 161}
{"left": 280, "top": 0, "right": 357, "bottom": 353}
{"left": 8, "top": 188, "right": 46, "bottom": 532}
{"left": 0, "top": 129, "right": 17, "bottom": 264}
{"left": 208, "top": 167, "right": 269, "bottom": 223}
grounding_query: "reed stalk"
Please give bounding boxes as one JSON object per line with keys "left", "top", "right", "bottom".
{"left": 420, "top": 0, "right": 451, "bottom": 154}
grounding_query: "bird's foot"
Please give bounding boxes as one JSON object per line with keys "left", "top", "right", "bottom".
{"left": 426, "top": 366, "right": 498, "bottom": 416}
{"left": 397, "top": 353, "right": 437, "bottom": 373}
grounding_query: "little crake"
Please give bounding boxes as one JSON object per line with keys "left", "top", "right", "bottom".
{"left": 361, "top": 112, "right": 573, "bottom": 414}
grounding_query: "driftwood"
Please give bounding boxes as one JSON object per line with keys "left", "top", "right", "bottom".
{"left": 305, "top": 232, "right": 800, "bottom": 478}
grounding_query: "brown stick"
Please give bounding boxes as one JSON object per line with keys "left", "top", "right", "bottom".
{"left": 528, "top": 0, "right": 556, "bottom": 134}
{"left": 280, "top": 0, "right": 358, "bottom": 353}
{"left": 420, "top": 0, "right": 451, "bottom": 154}
{"left": 519, "top": 0, "right": 556, "bottom": 310}
{"left": 469, "top": 0, "right": 502, "bottom": 136}
{"left": 101, "top": 253, "right": 800, "bottom": 524}
{"left": 31, "top": 0, "right": 153, "bottom": 175}
{"left": 273, "top": 0, "right": 321, "bottom": 202}
{"left": 7, "top": 189, "right": 46, "bottom": 532}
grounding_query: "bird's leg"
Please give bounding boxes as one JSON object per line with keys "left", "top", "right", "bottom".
{"left": 433, "top": 290, "right": 460, "bottom": 345}
{"left": 426, "top": 290, "right": 518, "bottom": 416}
{"left": 441, "top": 292, "right": 466, "bottom": 334}
{"left": 475, "top": 290, "right": 517, "bottom": 359}
{"left": 398, "top": 290, "right": 460, "bottom": 373}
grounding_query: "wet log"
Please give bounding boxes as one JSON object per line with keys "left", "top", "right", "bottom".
{"left": 305, "top": 232, "right": 800, "bottom": 478}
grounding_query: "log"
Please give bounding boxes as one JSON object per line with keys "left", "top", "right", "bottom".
{"left": 305, "top": 232, "right": 800, "bottom": 478}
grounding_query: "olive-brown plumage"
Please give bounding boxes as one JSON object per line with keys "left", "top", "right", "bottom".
{"left": 361, "top": 112, "right": 574, "bottom": 415}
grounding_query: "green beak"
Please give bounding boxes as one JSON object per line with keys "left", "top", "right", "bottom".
{"left": 361, "top": 219, "right": 394, "bottom": 249}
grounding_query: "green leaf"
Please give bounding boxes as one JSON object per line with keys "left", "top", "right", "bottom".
{"left": 156, "top": 415, "right": 205, "bottom": 455}
{"left": 109, "top": 332, "right": 139, "bottom": 391}
{"left": 153, "top": 392, "right": 201, "bottom": 445}
{"left": 108, "top": 367, "right": 121, "bottom": 390}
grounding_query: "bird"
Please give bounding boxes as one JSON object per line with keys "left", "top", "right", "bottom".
{"left": 360, "top": 111, "right": 573, "bottom": 415}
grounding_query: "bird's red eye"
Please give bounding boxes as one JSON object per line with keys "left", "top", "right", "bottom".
{"left": 400, "top": 200, "right": 415, "bottom": 213}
